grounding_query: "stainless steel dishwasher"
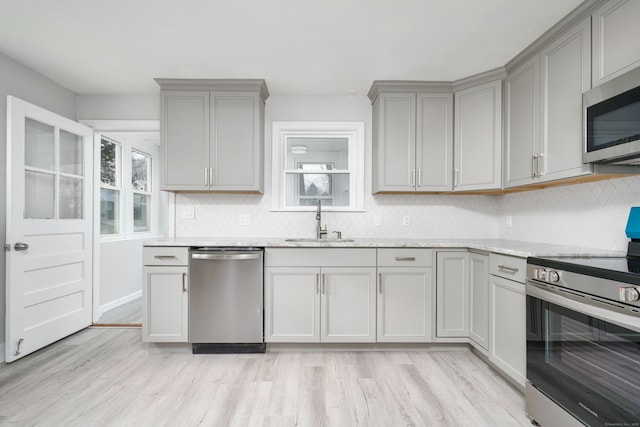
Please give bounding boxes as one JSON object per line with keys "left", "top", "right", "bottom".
{"left": 188, "top": 247, "right": 265, "bottom": 353}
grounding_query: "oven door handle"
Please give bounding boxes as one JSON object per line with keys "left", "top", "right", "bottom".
{"left": 526, "top": 281, "right": 640, "bottom": 333}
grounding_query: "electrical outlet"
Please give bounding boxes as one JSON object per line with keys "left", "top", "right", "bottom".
{"left": 239, "top": 214, "right": 251, "bottom": 226}
{"left": 402, "top": 215, "right": 411, "bottom": 226}
{"left": 505, "top": 215, "right": 513, "bottom": 228}
{"left": 374, "top": 215, "right": 382, "bottom": 227}
{"left": 181, "top": 206, "right": 195, "bottom": 220}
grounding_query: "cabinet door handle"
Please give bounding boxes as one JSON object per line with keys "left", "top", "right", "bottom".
{"left": 395, "top": 256, "right": 416, "bottom": 262}
{"left": 411, "top": 169, "right": 416, "bottom": 188}
{"left": 532, "top": 154, "right": 538, "bottom": 178}
{"left": 498, "top": 265, "right": 519, "bottom": 273}
{"left": 378, "top": 273, "right": 383, "bottom": 294}
{"left": 454, "top": 169, "right": 459, "bottom": 187}
{"left": 322, "top": 273, "right": 326, "bottom": 295}
{"left": 538, "top": 153, "right": 544, "bottom": 177}
{"left": 182, "top": 273, "right": 187, "bottom": 292}
{"left": 316, "top": 273, "right": 320, "bottom": 294}
{"left": 209, "top": 168, "right": 214, "bottom": 186}
{"left": 204, "top": 167, "right": 208, "bottom": 186}
{"left": 417, "top": 168, "right": 422, "bottom": 188}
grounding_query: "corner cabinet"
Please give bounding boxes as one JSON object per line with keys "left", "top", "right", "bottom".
{"left": 505, "top": 18, "right": 591, "bottom": 187}
{"left": 142, "top": 246, "right": 189, "bottom": 343}
{"left": 264, "top": 248, "right": 377, "bottom": 343}
{"left": 454, "top": 80, "right": 502, "bottom": 191}
{"left": 156, "top": 79, "right": 268, "bottom": 192}
{"left": 369, "top": 82, "right": 453, "bottom": 193}
{"left": 435, "top": 251, "right": 469, "bottom": 338}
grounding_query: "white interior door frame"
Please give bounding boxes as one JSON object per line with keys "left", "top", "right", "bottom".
{"left": 79, "top": 120, "right": 160, "bottom": 322}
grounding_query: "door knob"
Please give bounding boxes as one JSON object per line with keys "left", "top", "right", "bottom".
{"left": 14, "top": 242, "right": 29, "bottom": 251}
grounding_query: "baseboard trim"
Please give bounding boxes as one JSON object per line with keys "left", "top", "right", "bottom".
{"left": 99, "top": 290, "right": 142, "bottom": 316}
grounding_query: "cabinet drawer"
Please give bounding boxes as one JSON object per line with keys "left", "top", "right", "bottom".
{"left": 143, "top": 246, "right": 189, "bottom": 266}
{"left": 377, "top": 248, "right": 433, "bottom": 267}
{"left": 489, "top": 253, "right": 526, "bottom": 283}
{"left": 265, "top": 248, "right": 376, "bottom": 267}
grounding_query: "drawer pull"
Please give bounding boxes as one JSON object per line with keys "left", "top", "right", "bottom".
{"left": 154, "top": 255, "right": 178, "bottom": 260}
{"left": 498, "top": 265, "right": 519, "bottom": 273}
{"left": 395, "top": 257, "right": 416, "bottom": 262}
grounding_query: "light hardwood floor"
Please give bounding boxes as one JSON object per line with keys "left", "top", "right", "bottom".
{"left": 0, "top": 328, "right": 531, "bottom": 426}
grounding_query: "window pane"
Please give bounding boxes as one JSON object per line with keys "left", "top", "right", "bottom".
{"left": 60, "top": 130, "right": 83, "bottom": 176}
{"left": 285, "top": 172, "right": 350, "bottom": 207}
{"left": 25, "top": 170, "right": 55, "bottom": 219}
{"left": 100, "top": 188, "right": 120, "bottom": 234}
{"left": 285, "top": 137, "right": 349, "bottom": 170}
{"left": 59, "top": 176, "right": 83, "bottom": 219}
{"left": 25, "top": 118, "right": 55, "bottom": 171}
{"left": 133, "top": 193, "right": 150, "bottom": 232}
{"left": 101, "top": 138, "right": 119, "bottom": 185}
{"left": 132, "top": 150, "right": 150, "bottom": 192}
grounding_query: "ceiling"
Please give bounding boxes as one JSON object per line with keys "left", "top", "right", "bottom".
{"left": 0, "top": 0, "right": 584, "bottom": 96}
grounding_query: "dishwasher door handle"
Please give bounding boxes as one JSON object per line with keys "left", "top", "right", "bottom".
{"left": 191, "top": 253, "right": 260, "bottom": 261}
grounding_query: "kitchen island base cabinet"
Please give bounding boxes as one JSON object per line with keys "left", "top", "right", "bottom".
{"left": 264, "top": 248, "right": 377, "bottom": 344}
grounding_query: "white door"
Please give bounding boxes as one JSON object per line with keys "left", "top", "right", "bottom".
{"left": 6, "top": 96, "right": 93, "bottom": 362}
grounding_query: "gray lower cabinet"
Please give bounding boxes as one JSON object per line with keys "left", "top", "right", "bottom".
{"left": 592, "top": 0, "right": 640, "bottom": 86}
{"left": 264, "top": 248, "right": 377, "bottom": 343}
{"left": 377, "top": 249, "right": 434, "bottom": 342}
{"left": 468, "top": 252, "right": 489, "bottom": 352}
{"left": 142, "top": 247, "right": 189, "bottom": 343}
{"left": 369, "top": 83, "right": 454, "bottom": 193}
{"left": 505, "top": 17, "right": 591, "bottom": 187}
{"left": 436, "top": 251, "right": 469, "bottom": 338}
{"left": 489, "top": 254, "right": 527, "bottom": 388}
{"left": 157, "top": 79, "right": 268, "bottom": 192}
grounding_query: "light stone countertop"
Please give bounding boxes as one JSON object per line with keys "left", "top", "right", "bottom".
{"left": 144, "top": 237, "right": 624, "bottom": 258}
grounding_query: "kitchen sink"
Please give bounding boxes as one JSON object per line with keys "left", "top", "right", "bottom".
{"left": 285, "top": 238, "right": 355, "bottom": 243}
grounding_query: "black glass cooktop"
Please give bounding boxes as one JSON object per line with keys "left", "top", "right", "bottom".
{"left": 528, "top": 256, "right": 640, "bottom": 286}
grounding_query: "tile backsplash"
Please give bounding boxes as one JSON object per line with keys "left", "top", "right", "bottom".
{"left": 174, "top": 175, "right": 640, "bottom": 252}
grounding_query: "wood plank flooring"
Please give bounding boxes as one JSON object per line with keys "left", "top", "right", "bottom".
{"left": 0, "top": 328, "right": 531, "bottom": 426}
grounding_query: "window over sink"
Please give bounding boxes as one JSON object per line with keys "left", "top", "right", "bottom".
{"left": 272, "top": 121, "right": 364, "bottom": 211}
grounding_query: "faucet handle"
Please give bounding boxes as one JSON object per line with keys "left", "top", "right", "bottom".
{"left": 332, "top": 231, "right": 342, "bottom": 240}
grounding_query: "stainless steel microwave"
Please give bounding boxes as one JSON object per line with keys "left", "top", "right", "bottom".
{"left": 583, "top": 66, "right": 640, "bottom": 165}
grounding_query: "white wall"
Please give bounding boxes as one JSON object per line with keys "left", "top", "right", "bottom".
{"left": 99, "top": 239, "right": 145, "bottom": 313}
{"left": 0, "top": 52, "right": 78, "bottom": 352}
{"left": 76, "top": 95, "right": 159, "bottom": 121}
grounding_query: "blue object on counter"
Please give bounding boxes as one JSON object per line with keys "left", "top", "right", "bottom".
{"left": 625, "top": 207, "right": 640, "bottom": 239}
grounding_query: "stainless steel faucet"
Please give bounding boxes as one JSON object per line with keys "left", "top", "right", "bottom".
{"left": 316, "top": 200, "right": 328, "bottom": 239}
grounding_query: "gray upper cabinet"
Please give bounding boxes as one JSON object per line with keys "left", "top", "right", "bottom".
{"left": 157, "top": 79, "right": 268, "bottom": 192}
{"left": 369, "top": 82, "right": 453, "bottom": 193}
{"left": 592, "top": 0, "right": 640, "bottom": 87}
{"left": 505, "top": 18, "right": 591, "bottom": 188}
{"left": 454, "top": 79, "right": 502, "bottom": 191}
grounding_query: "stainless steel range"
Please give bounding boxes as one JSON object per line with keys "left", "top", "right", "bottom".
{"left": 525, "top": 256, "right": 640, "bottom": 427}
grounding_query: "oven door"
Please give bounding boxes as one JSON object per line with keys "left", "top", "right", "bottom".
{"left": 526, "top": 282, "right": 640, "bottom": 426}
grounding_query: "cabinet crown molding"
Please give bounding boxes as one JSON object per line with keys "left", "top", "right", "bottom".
{"left": 154, "top": 78, "right": 269, "bottom": 102}
{"left": 367, "top": 80, "right": 453, "bottom": 103}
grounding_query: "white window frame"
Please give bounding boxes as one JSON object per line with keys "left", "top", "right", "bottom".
{"left": 271, "top": 121, "right": 365, "bottom": 212}
{"left": 131, "top": 148, "right": 152, "bottom": 233}
{"left": 99, "top": 136, "right": 123, "bottom": 237}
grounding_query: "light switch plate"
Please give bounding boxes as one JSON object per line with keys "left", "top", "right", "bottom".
{"left": 374, "top": 215, "right": 382, "bottom": 227}
{"left": 402, "top": 215, "right": 410, "bottom": 226}
{"left": 506, "top": 215, "right": 513, "bottom": 228}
